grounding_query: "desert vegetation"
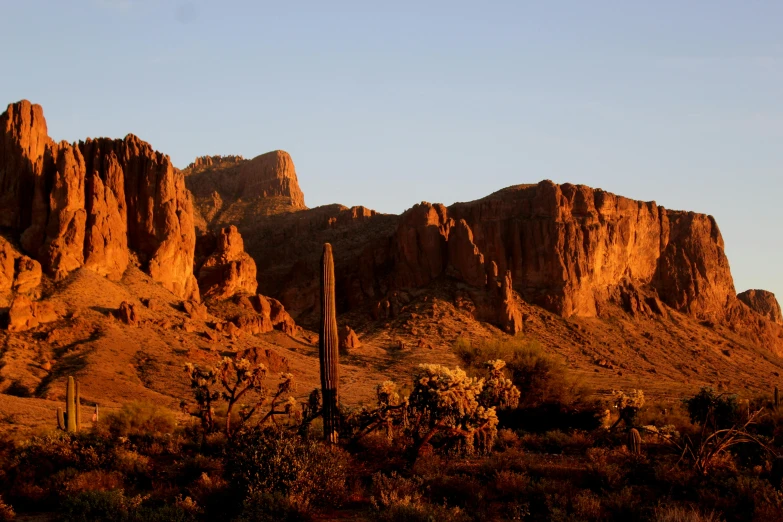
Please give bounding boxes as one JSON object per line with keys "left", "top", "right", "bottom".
{"left": 0, "top": 335, "right": 782, "bottom": 521}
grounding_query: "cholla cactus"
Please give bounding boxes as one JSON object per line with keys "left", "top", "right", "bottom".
{"left": 480, "top": 360, "right": 521, "bottom": 410}
{"left": 406, "top": 363, "right": 517, "bottom": 456}
{"left": 611, "top": 389, "right": 645, "bottom": 428}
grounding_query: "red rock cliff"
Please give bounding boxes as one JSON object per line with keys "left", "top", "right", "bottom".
{"left": 0, "top": 100, "right": 199, "bottom": 301}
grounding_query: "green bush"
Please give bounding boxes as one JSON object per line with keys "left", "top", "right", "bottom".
{"left": 226, "top": 428, "right": 348, "bottom": 510}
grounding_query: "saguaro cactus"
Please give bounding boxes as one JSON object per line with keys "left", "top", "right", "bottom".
{"left": 628, "top": 428, "right": 642, "bottom": 455}
{"left": 75, "top": 380, "right": 81, "bottom": 429}
{"left": 319, "top": 243, "right": 340, "bottom": 443}
{"left": 56, "top": 376, "right": 81, "bottom": 432}
{"left": 66, "top": 376, "right": 77, "bottom": 432}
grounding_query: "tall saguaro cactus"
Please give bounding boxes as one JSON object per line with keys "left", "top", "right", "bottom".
{"left": 319, "top": 243, "right": 340, "bottom": 443}
{"left": 66, "top": 376, "right": 77, "bottom": 432}
{"left": 57, "top": 376, "right": 81, "bottom": 433}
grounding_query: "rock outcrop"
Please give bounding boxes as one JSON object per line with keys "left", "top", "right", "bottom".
{"left": 115, "top": 301, "right": 139, "bottom": 326}
{"left": 8, "top": 295, "right": 58, "bottom": 332}
{"left": 0, "top": 237, "right": 42, "bottom": 307}
{"left": 339, "top": 325, "right": 361, "bottom": 352}
{"left": 185, "top": 150, "right": 306, "bottom": 231}
{"left": 234, "top": 294, "right": 299, "bottom": 336}
{"left": 197, "top": 226, "right": 258, "bottom": 299}
{"left": 0, "top": 101, "right": 199, "bottom": 301}
{"left": 738, "top": 290, "right": 783, "bottom": 325}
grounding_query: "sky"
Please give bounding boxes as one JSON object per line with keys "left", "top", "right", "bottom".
{"left": 1, "top": 0, "right": 782, "bottom": 299}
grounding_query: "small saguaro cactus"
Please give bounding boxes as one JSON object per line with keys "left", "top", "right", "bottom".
{"left": 628, "top": 428, "right": 642, "bottom": 455}
{"left": 319, "top": 243, "right": 340, "bottom": 444}
{"left": 57, "top": 376, "right": 81, "bottom": 433}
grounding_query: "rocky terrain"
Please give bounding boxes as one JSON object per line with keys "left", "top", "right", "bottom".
{"left": 1, "top": 99, "right": 783, "bottom": 433}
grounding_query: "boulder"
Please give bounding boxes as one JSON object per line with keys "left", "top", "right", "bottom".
{"left": 338, "top": 325, "right": 361, "bottom": 352}
{"left": 115, "top": 301, "right": 139, "bottom": 326}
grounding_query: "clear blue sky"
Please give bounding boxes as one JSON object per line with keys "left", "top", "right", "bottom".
{"left": 2, "top": 1, "right": 782, "bottom": 299}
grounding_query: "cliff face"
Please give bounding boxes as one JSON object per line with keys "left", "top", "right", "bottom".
{"left": 245, "top": 180, "right": 745, "bottom": 335}
{"left": 184, "top": 150, "right": 306, "bottom": 233}
{"left": 0, "top": 101, "right": 199, "bottom": 301}
{"left": 445, "top": 181, "right": 736, "bottom": 319}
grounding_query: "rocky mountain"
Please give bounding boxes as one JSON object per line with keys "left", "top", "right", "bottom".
{"left": 1, "top": 99, "right": 783, "bottom": 434}
{"left": 0, "top": 100, "right": 199, "bottom": 301}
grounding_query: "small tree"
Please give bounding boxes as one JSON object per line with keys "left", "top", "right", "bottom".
{"left": 184, "top": 357, "right": 296, "bottom": 437}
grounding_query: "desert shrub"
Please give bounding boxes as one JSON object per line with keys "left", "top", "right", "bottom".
{"left": 226, "top": 428, "right": 348, "bottom": 510}
{"left": 456, "top": 337, "right": 604, "bottom": 433}
{"left": 571, "top": 490, "right": 604, "bottom": 521}
{"left": 59, "top": 469, "right": 125, "bottom": 495}
{"left": 370, "top": 473, "right": 471, "bottom": 522}
{"left": 489, "top": 470, "right": 531, "bottom": 500}
{"left": 103, "top": 401, "right": 176, "bottom": 438}
{"left": 112, "top": 448, "right": 151, "bottom": 476}
{"left": 585, "top": 448, "right": 629, "bottom": 491}
{"left": 493, "top": 428, "right": 520, "bottom": 451}
{"left": 0, "top": 495, "right": 14, "bottom": 521}
{"left": 652, "top": 504, "right": 724, "bottom": 522}
{"left": 519, "top": 430, "right": 594, "bottom": 455}
{"left": 185, "top": 472, "right": 231, "bottom": 516}
{"left": 685, "top": 388, "right": 741, "bottom": 431}
{"left": 602, "top": 486, "right": 645, "bottom": 521}
{"left": 59, "top": 489, "right": 198, "bottom": 522}
{"left": 456, "top": 337, "right": 590, "bottom": 407}
{"left": 234, "top": 491, "right": 309, "bottom": 522}
{"left": 697, "top": 475, "right": 783, "bottom": 521}
{"left": 426, "top": 473, "right": 486, "bottom": 512}
{"left": 371, "top": 472, "right": 425, "bottom": 511}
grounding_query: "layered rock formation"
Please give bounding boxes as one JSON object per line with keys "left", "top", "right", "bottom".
{"left": 242, "top": 180, "right": 751, "bottom": 337}
{"left": 0, "top": 101, "right": 199, "bottom": 301}
{"left": 738, "top": 290, "right": 783, "bottom": 325}
{"left": 184, "top": 150, "right": 306, "bottom": 232}
{"left": 197, "top": 226, "right": 258, "bottom": 299}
